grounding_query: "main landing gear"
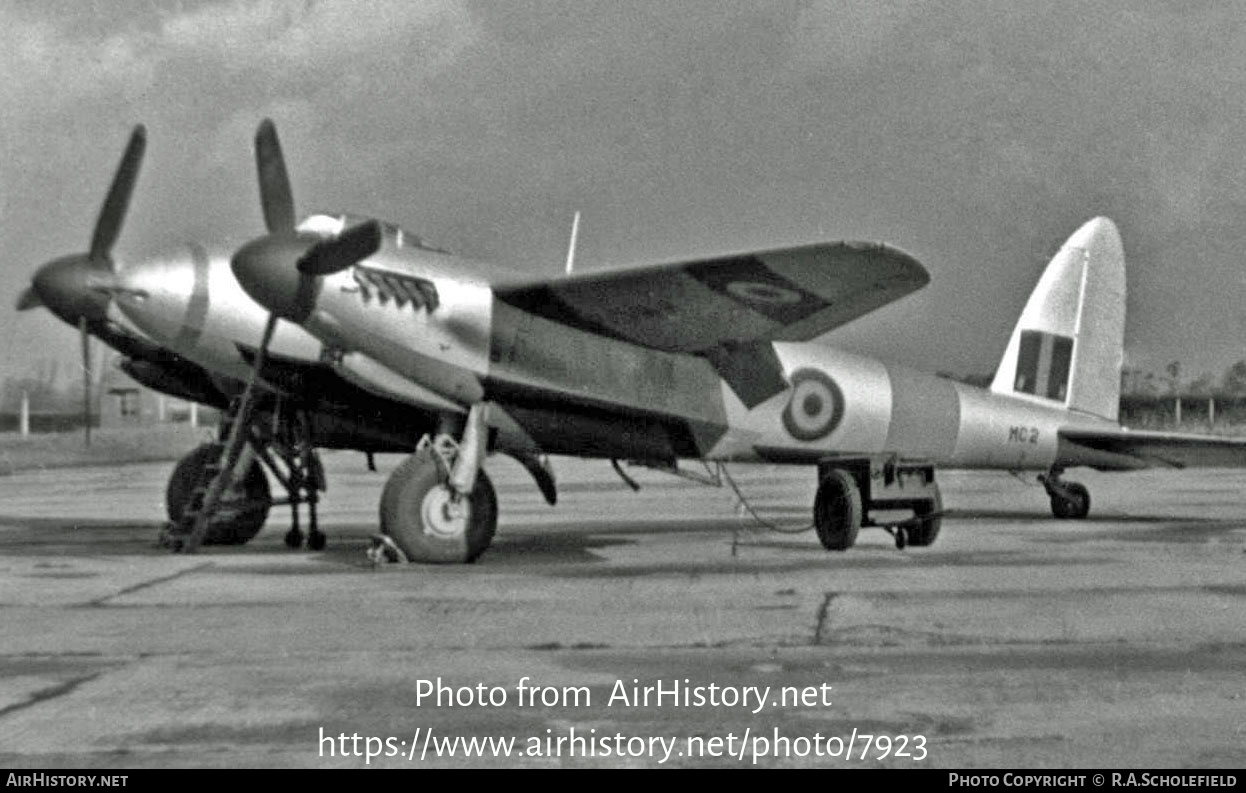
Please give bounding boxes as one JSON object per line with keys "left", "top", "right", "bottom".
{"left": 161, "top": 398, "right": 325, "bottom": 552}
{"left": 813, "top": 456, "right": 942, "bottom": 552}
{"left": 1038, "top": 468, "right": 1090, "bottom": 519}
{"left": 379, "top": 404, "right": 499, "bottom": 564}
{"left": 164, "top": 443, "right": 270, "bottom": 546}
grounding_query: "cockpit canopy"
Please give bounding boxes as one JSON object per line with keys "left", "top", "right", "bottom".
{"left": 296, "top": 213, "right": 448, "bottom": 254}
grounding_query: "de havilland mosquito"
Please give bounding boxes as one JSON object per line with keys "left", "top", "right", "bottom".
{"left": 105, "top": 117, "right": 1237, "bottom": 565}
{"left": 33, "top": 121, "right": 1246, "bottom": 564}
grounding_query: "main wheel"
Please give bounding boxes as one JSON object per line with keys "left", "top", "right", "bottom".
{"left": 813, "top": 468, "right": 862, "bottom": 551}
{"left": 1050, "top": 482, "right": 1090, "bottom": 520}
{"left": 380, "top": 450, "right": 498, "bottom": 563}
{"left": 165, "top": 443, "right": 272, "bottom": 545}
{"left": 907, "top": 483, "right": 942, "bottom": 547}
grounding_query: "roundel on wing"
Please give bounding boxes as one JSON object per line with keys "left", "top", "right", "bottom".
{"left": 725, "top": 280, "right": 803, "bottom": 305}
{"left": 782, "top": 368, "right": 845, "bottom": 441}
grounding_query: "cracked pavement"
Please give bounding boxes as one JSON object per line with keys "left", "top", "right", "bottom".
{"left": 0, "top": 455, "right": 1243, "bottom": 767}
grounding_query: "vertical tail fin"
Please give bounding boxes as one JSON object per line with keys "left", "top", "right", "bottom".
{"left": 990, "top": 217, "right": 1125, "bottom": 421}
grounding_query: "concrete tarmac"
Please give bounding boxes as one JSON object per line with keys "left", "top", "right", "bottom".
{"left": 0, "top": 453, "right": 1243, "bottom": 768}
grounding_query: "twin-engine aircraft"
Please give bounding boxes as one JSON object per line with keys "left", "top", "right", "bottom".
{"left": 130, "top": 118, "right": 1246, "bottom": 564}
{"left": 30, "top": 121, "right": 1246, "bottom": 564}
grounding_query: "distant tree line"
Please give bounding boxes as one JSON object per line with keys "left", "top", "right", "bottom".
{"left": 939, "top": 361, "right": 1246, "bottom": 399}
{"left": 1120, "top": 361, "right": 1246, "bottom": 399}
{"left": 0, "top": 360, "right": 88, "bottom": 414}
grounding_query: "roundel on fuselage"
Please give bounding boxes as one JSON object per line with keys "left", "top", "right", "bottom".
{"left": 782, "top": 368, "right": 844, "bottom": 441}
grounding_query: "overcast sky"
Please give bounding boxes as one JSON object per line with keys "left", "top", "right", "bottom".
{"left": 4, "top": 0, "right": 1246, "bottom": 387}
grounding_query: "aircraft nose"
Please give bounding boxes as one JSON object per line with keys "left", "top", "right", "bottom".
{"left": 29, "top": 254, "right": 113, "bottom": 327}
{"left": 231, "top": 234, "right": 320, "bottom": 323}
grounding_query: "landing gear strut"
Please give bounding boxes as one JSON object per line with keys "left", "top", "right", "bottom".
{"left": 813, "top": 456, "right": 942, "bottom": 552}
{"left": 249, "top": 408, "right": 326, "bottom": 550}
{"left": 379, "top": 404, "right": 498, "bottom": 563}
{"left": 1039, "top": 468, "right": 1090, "bottom": 519}
{"left": 160, "top": 396, "right": 325, "bottom": 552}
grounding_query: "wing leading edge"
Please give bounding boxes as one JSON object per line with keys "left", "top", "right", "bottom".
{"left": 494, "top": 241, "right": 929, "bottom": 354}
{"left": 1058, "top": 426, "right": 1246, "bottom": 470}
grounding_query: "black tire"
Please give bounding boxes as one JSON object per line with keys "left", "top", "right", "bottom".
{"left": 1050, "top": 482, "right": 1090, "bottom": 520}
{"left": 165, "top": 443, "right": 272, "bottom": 546}
{"left": 907, "top": 484, "right": 942, "bottom": 547}
{"left": 813, "top": 468, "right": 862, "bottom": 551}
{"left": 380, "top": 449, "right": 498, "bottom": 563}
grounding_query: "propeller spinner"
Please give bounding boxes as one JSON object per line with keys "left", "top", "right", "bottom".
{"left": 230, "top": 119, "right": 382, "bottom": 324}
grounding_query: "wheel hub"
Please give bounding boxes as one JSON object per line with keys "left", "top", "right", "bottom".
{"left": 421, "top": 484, "right": 469, "bottom": 539}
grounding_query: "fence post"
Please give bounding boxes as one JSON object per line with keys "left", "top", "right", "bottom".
{"left": 19, "top": 391, "right": 29, "bottom": 437}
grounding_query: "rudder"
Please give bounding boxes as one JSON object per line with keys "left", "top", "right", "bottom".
{"left": 990, "top": 217, "right": 1125, "bottom": 421}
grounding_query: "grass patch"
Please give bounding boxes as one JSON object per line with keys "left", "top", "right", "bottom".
{"left": 0, "top": 425, "right": 213, "bottom": 474}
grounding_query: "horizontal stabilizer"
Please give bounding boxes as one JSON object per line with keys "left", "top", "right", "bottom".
{"left": 1058, "top": 426, "right": 1246, "bottom": 470}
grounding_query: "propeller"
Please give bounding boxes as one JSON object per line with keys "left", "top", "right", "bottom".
{"left": 89, "top": 124, "right": 146, "bottom": 265}
{"left": 79, "top": 317, "right": 92, "bottom": 447}
{"left": 16, "top": 125, "right": 146, "bottom": 446}
{"left": 255, "top": 118, "right": 295, "bottom": 234}
{"left": 297, "top": 220, "right": 383, "bottom": 276}
{"left": 16, "top": 287, "right": 40, "bottom": 311}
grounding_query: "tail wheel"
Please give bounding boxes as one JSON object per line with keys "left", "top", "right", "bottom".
{"left": 380, "top": 449, "right": 498, "bottom": 564}
{"left": 1050, "top": 482, "right": 1090, "bottom": 520}
{"left": 813, "top": 468, "right": 862, "bottom": 551}
{"left": 165, "top": 443, "right": 271, "bottom": 545}
{"left": 907, "top": 484, "right": 942, "bottom": 547}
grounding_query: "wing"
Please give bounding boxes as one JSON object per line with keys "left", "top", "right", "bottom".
{"left": 1059, "top": 426, "right": 1246, "bottom": 470}
{"left": 494, "top": 242, "right": 928, "bottom": 353}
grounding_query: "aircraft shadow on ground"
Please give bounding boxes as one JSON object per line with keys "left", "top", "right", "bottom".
{"left": 0, "top": 515, "right": 167, "bottom": 531}
{"left": 944, "top": 509, "right": 1222, "bottom": 524}
{"left": 1018, "top": 519, "right": 1246, "bottom": 544}
{"left": 311, "top": 520, "right": 700, "bottom": 567}
{"left": 0, "top": 515, "right": 171, "bottom": 557}
{"left": 4, "top": 510, "right": 1239, "bottom": 568}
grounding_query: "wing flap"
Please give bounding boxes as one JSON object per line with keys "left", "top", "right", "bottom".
{"left": 1058, "top": 426, "right": 1246, "bottom": 470}
{"left": 494, "top": 241, "right": 928, "bottom": 353}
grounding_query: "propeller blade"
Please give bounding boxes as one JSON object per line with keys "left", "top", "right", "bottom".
{"left": 297, "top": 220, "right": 382, "bottom": 275}
{"left": 88, "top": 125, "right": 147, "bottom": 262}
{"left": 255, "top": 119, "right": 296, "bottom": 233}
{"left": 16, "top": 287, "right": 42, "bottom": 311}
{"left": 79, "top": 316, "right": 92, "bottom": 447}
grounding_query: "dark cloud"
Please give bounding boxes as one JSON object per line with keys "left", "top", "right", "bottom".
{"left": 5, "top": 0, "right": 1246, "bottom": 383}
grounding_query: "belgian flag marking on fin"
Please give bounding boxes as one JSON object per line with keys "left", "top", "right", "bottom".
{"left": 1013, "top": 330, "right": 1074, "bottom": 402}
